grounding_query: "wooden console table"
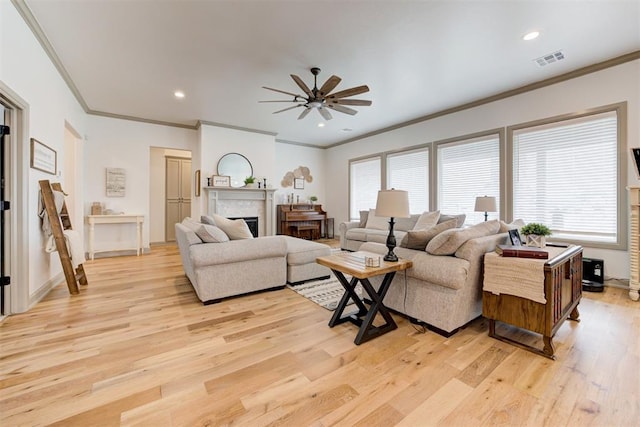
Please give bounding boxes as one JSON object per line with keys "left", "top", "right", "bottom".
{"left": 482, "top": 245, "right": 583, "bottom": 359}
{"left": 86, "top": 214, "right": 144, "bottom": 260}
{"left": 316, "top": 251, "right": 412, "bottom": 345}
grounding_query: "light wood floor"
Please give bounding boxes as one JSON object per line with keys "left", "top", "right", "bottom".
{"left": 1, "top": 243, "right": 638, "bottom": 426}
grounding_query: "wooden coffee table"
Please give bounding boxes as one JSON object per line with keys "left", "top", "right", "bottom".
{"left": 316, "top": 251, "right": 412, "bottom": 345}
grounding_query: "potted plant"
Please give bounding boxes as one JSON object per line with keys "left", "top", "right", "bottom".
{"left": 244, "top": 176, "right": 257, "bottom": 188}
{"left": 521, "top": 222, "right": 552, "bottom": 248}
{"left": 309, "top": 196, "right": 318, "bottom": 205}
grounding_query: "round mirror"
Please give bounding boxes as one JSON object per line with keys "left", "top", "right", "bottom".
{"left": 217, "top": 153, "right": 253, "bottom": 188}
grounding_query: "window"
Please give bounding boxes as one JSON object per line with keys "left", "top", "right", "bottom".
{"left": 387, "top": 148, "right": 429, "bottom": 214}
{"left": 349, "top": 156, "right": 381, "bottom": 220}
{"left": 437, "top": 132, "right": 501, "bottom": 225}
{"left": 510, "top": 107, "right": 622, "bottom": 246}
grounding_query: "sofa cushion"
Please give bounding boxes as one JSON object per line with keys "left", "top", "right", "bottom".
{"left": 284, "top": 236, "right": 331, "bottom": 266}
{"left": 365, "top": 209, "right": 388, "bottom": 230}
{"left": 211, "top": 213, "right": 253, "bottom": 240}
{"left": 366, "top": 229, "right": 407, "bottom": 244}
{"left": 407, "top": 250, "right": 470, "bottom": 290}
{"left": 359, "top": 210, "right": 369, "bottom": 227}
{"left": 195, "top": 224, "right": 229, "bottom": 243}
{"left": 413, "top": 210, "right": 440, "bottom": 230}
{"left": 181, "top": 217, "right": 202, "bottom": 232}
{"left": 201, "top": 215, "right": 216, "bottom": 226}
{"left": 393, "top": 214, "right": 419, "bottom": 231}
{"left": 499, "top": 218, "right": 525, "bottom": 233}
{"left": 400, "top": 218, "right": 457, "bottom": 250}
{"left": 345, "top": 228, "right": 368, "bottom": 242}
{"left": 426, "top": 220, "right": 500, "bottom": 255}
{"left": 438, "top": 214, "right": 466, "bottom": 227}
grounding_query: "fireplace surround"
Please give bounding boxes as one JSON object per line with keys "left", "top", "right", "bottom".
{"left": 205, "top": 187, "right": 277, "bottom": 236}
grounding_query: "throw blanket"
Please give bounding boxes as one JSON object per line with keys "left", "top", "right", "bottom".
{"left": 45, "top": 230, "right": 86, "bottom": 269}
{"left": 483, "top": 247, "right": 569, "bottom": 304}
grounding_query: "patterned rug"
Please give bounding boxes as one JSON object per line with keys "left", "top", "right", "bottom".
{"left": 287, "top": 276, "right": 364, "bottom": 311}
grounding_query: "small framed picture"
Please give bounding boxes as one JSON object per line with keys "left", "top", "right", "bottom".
{"left": 212, "top": 175, "right": 230, "bottom": 187}
{"left": 508, "top": 229, "right": 522, "bottom": 246}
{"left": 294, "top": 178, "right": 304, "bottom": 189}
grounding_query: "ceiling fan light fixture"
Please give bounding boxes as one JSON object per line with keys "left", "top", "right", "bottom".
{"left": 309, "top": 100, "right": 323, "bottom": 108}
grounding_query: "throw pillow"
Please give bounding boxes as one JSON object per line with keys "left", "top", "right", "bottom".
{"left": 201, "top": 215, "right": 217, "bottom": 226}
{"left": 498, "top": 218, "right": 525, "bottom": 233}
{"left": 195, "top": 224, "right": 229, "bottom": 243}
{"left": 358, "top": 210, "right": 369, "bottom": 228}
{"left": 438, "top": 213, "right": 466, "bottom": 227}
{"left": 426, "top": 219, "right": 500, "bottom": 255}
{"left": 365, "top": 209, "right": 389, "bottom": 231}
{"left": 181, "top": 217, "right": 202, "bottom": 232}
{"left": 413, "top": 210, "right": 440, "bottom": 230}
{"left": 211, "top": 213, "right": 253, "bottom": 240}
{"left": 400, "top": 218, "right": 457, "bottom": 250}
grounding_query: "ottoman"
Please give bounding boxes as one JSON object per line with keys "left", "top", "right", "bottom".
{"left": 284, "top": 236, "right": 332, "bottom": 284}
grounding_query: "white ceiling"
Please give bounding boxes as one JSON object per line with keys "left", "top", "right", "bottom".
{"left": 22, "top": 0, "right": 640, "bottom": 147}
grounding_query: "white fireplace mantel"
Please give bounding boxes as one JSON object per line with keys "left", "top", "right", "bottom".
{"left": 204, "top": 187, "right": 277, "bottom": 236}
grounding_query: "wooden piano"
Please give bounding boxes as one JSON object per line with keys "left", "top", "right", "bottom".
{"left": 277, "top": 204, "right": 327, "bottom": 240}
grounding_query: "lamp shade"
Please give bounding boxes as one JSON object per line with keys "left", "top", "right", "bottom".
{"left": 474, "top": 196, "right": 497, "bottom": 212}
{"left": 375, "top": 189, "right": 410, "bottom": 218}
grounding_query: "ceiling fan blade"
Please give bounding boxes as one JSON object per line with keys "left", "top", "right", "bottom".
{"left": 326, "top": 85, "right": 370, "bottom": 100}
{"left": 326, "top": 104, "right": 358, "bottom": 115}
{"left": 318, "top": 75, "right": 341, "bottom": 96}
{"left": 290, "top": 75, "right": 313, "bottom": 97}
{"left": 318, "top": 107, "right": 332, "bottom": 121}
{"left": 262, "top": 86, "right": 304, "bottom": 98}
{"left": 330, "top": 99, "right": 372, "bottom": 106}
{"left": 273, "top": 104, "right": 303, "bottom": 114}
{"left": 298, "top": 108, "right": 312, "bottom": 120}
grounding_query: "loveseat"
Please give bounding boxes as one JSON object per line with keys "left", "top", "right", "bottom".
{"left": 341, "top": 215, "right": 523, "bottom": 335}
{"left": 175, "top": 216, "right": 331, "bottom": 303}
{"left": 340, "top": 209, "right": 465, "bottom": 251}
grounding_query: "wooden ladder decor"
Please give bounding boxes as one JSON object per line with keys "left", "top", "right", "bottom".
{"left": 39, "top": 180, "right": 89, "bottom": 294}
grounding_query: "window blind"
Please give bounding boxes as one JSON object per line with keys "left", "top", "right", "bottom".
{"left": 512, "top": 111, "right": 618, "bottom": 243}
{"left": 437, "top": 135, "right": 500, "bottom": 225}
{"left": 387, "top": 149, "right": 429, "bottom": 214}
{"left": 350, "top": 157, "right": 381, "bottom": 220}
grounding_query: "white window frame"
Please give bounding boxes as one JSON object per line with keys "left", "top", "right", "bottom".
{"left": 506, "top": 102, "right": 627, "bottom": 250}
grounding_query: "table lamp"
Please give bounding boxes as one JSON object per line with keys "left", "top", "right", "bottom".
{"left": 375, "top": 189, "right": 410, "bottom": 262}
{"left": 474, "top": 196, "right": 497, "bottom": 221}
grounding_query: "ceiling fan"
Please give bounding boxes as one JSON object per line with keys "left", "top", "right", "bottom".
{"left": 260, "top": 67, "right": 372, "bottom": 120}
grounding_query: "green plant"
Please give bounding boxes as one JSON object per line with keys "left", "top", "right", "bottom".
{"left": 521, "top": 222, "right": 552, "bottom": 236}
{"left": 244, "top": 176, "right": 255, "bottom": 184}
{"left": 309, "top": 196, "right": 318, "bottom": 203}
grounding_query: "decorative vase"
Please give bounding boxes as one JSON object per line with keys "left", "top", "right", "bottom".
{"left": 526, "top": 234, "right": 546, "bottom": 248}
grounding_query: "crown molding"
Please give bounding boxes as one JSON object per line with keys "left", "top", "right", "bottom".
{"left": 88, "top": 110, "right": 197, "bottom": 129}
{"left": 197, "top": 120, "right": 277, "bottom": 136}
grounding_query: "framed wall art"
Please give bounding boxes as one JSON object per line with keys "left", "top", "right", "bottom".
{"left": 294, "top": 178, "right": 305, "bottom": 189}
{"left": 106, "top": 167, "right": 126, "bottom": 197}
{"left": 30, "top": 138, "right": 57, "bottom": 175}
{"left": 212, "top": 175, "right": 231, "bottom": 187}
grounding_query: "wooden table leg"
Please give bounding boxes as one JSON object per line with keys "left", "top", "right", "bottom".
{"left": 569, "top": 305, "right": 580, "bottom": 321}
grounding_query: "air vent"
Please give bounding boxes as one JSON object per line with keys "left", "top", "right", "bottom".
{"left": 534, "top": 50, "right": 565, "bottom": 67}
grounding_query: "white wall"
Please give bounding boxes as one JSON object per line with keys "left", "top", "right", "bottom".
{"left": 1, "top": 1, "right": 87, "bottom": 300}
{"left": 274, "top": 142, "right": 326, "bottom": 207}
{"left": 326, "top": 60, "right": 640, "bottom": 280}
{"left": 84, "top": 116, "right": 197, "bottom": 252}
{"left": 149, "top": 147, "right": 191, "bottom": 243}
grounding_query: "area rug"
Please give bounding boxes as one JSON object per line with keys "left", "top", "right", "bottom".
{"left": 287, "top": 276, "right": 363, "bottom": 311}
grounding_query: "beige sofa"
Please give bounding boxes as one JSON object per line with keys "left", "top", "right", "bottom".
{"left": 358, "top": 219, "right": 519, "bottom": 336}
{"left": 340, "top": 210, "right": 465, "bottom": 251}
{"left": 175, "top": 219, "right": 331, "bottom": 304}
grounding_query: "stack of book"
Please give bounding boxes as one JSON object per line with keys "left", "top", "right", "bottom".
{"left": 495, "top": 244, "right": 549, "bottom": 259}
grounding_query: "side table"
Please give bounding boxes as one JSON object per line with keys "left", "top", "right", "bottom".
{"left": 482, "top": 245, "right": 583, "bottom": 359}
{"left": 316, "top": 251, "right": 412, "bottom": 345}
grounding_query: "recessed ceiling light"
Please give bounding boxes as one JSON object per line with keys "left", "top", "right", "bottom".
{"left": 317, "top": 123, "right": 325, "bottom": 128}
{"left": 174, "top": 91, "right": 185, "bottom": 98}
{"left": 341, "top": 128, "right": 353, "bottom": 132}
{"left": 523, "top": 31, "right": 540, "bottom": 41}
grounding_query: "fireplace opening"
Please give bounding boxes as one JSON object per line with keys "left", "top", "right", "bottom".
{"left": 229, "top": 216, "right": 259, "bottom": 237}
